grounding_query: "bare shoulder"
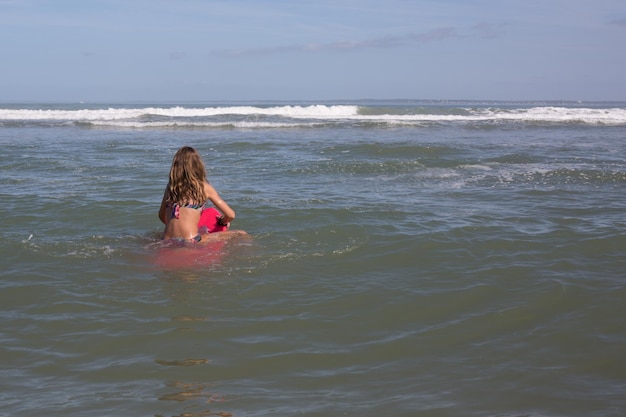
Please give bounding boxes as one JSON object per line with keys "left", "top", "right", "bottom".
{"left": 203, "top": 181, "right": 217, "bottom": 194}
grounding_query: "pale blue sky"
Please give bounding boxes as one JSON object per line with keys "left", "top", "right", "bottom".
{"left": 1, "top": 0, "right": 625, "bottom": 102}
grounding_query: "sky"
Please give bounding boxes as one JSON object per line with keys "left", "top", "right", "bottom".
{"left": 1, "top": 0, "right": 625, "bottom": 102}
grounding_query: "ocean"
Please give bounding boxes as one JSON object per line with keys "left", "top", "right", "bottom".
{"left": 1, "top": 101, "right": 625, "bottom": 417}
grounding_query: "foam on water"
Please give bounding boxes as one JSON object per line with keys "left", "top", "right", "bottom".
{"left": 0, "top": 104, "right": 359, "bottom": 120}
{"left": 1, "top": 103, "right": 626, "bottom": 127}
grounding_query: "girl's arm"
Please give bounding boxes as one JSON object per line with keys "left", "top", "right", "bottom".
{"left": 204, "top": 182, "right": 236, "bottom": 222}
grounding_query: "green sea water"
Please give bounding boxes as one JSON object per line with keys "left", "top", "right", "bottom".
{"left": 1, "top": 102, "right": 625, "bottom": 416}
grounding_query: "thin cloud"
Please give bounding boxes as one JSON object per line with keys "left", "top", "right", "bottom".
{"left": 471, "top": 22, "right": 507, "bottom": 39}
{"left": 609, "top": 17, "right": 626, "bottom": 27}
{"left": 211, "top": 26, "right": 461, "bottom": 57}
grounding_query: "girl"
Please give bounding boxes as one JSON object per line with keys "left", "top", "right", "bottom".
{"left": 158, "top": 146, "right": 244, "bottom": 242}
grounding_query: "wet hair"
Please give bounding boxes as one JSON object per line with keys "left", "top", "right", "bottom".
{"left": 165, "top": 146, "right": 208, "bottom": 205}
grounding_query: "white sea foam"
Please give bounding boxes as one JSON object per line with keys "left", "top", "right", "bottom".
{"left": 477, "top": 107, "right": 626, "bottom": 124}
{"left": 88, "top": 120, "right": 327, "bottom": 129}
{"left": 0, "top": 105, "right": 359, "bottom": 121}
{"left": 1, "top": 104, "right": 625, "bottom": 125}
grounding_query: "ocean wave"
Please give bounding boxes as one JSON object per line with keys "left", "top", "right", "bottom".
{"left": 476, "top": 106, "right": 626, "bottom": 125}
{"left": 1, "top": 104, "right": 625, "bottom": 127}
{"left": 0, "top": 104, "right": 359, "bottom": 121}
{"left": 85, "top": 120, "right": 330, "bottom": 129}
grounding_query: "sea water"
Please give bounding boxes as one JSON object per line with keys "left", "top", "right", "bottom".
{"left": 1, "top": 101, "right": 625, "bottom": 417}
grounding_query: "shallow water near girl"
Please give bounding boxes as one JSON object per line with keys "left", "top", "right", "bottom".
{"left": 1, "top": 101, "right": 625, "bottom": 416}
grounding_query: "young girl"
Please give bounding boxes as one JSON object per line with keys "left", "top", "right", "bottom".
{"left": 158, "top": 146, "right": 244, "bottom": 242}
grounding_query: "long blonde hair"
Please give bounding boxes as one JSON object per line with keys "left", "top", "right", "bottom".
{"left": 165, "top": 146, "right": 208, "bottom": 205}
